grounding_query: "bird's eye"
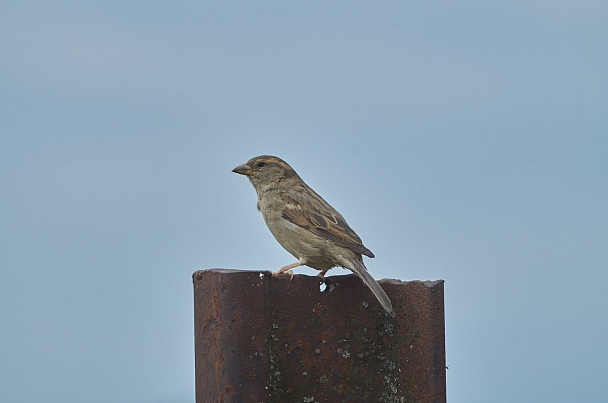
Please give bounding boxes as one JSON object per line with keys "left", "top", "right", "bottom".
{"left": 256, "top": 161, "right": 266, "bottom": 167}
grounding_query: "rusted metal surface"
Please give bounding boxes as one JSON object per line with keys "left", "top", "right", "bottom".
{"left": 194, "top": 269, "right": 446, "bottom": 403}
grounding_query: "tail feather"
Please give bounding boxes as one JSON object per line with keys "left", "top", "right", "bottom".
{"left": 349, "top": 259, "right": 396, "bottom": 317}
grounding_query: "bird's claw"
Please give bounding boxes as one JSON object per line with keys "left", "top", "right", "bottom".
{"left": 271, "top": 269, "right": 294, "bottom": 281}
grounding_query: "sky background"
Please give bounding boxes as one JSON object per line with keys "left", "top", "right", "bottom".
{"left": 1, "top": 1, "right": 607, "bottom": 402}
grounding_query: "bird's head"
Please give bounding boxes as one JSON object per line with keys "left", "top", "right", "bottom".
{"left": 232, "top": 155, "right": 297, "bottom": 188}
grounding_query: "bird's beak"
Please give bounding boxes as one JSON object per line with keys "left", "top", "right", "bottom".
{"left": 232, "top": 163, "right": 253, "bottom": 176}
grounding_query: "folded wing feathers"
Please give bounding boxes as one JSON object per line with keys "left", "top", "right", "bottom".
{"left": 281, "top": 189, "right": 374, "bottom": 258}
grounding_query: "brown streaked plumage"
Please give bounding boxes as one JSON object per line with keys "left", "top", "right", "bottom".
{"left": 280, "top": 187, "right": 375, "bottom": 258}
{"left": 232, "top": 155, "right": 395, "bottom": 317}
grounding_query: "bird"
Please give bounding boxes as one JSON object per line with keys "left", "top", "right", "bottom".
{"left": 232, "top": 155, "right": 395, "bottom": 317}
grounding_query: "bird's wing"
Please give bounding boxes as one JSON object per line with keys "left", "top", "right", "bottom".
{"left": 281, "top": 185, "right": 374, "bottom": 258}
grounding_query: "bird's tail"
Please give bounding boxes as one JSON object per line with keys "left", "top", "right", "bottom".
{"left": 350, "top": 259, "right": 396, "bottom": 317}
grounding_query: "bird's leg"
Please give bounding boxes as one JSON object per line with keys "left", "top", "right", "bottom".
{"left": 272, "top": 262, "right": 301, "bottom": 280}
{"left": 317, "top": 269, "right": 330, "bottom": 282}
{"left": 317, "top": 269, "right": 334, "bottom": 291}
{"left": 273, "top": 261, "right": 301, "bottom": 274}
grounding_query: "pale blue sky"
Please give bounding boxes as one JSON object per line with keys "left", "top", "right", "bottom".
{"left": 1, "top": 2, "right": 607, "bottom": 402}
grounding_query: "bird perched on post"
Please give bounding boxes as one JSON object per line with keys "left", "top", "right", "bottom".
{"left": 232, "top": 155, "right": 395, "bottom": 317}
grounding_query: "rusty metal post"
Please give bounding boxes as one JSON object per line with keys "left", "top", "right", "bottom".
{"left": 194, "top": 269, "right": 446, "bottom": 403}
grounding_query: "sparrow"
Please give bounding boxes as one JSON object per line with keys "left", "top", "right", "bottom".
{"left": 232, "top": 155, "right": 395, "bottom": 317}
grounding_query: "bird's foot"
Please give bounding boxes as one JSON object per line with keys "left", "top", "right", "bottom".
{"left": 318, "top": 273, "right": 334, "bottom": 292}
{"left": 271, "top": 269, "right": 294, "bottom": 280}
{"left": 316, "top": 269, "right": 329, "bottom": 282}
{"left": 272, "top": 262, "right": 300, "bottom": 280}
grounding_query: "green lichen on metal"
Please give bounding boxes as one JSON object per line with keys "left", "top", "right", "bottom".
{"left": 266, "top": 307, "right": 426, "bottom": 402}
